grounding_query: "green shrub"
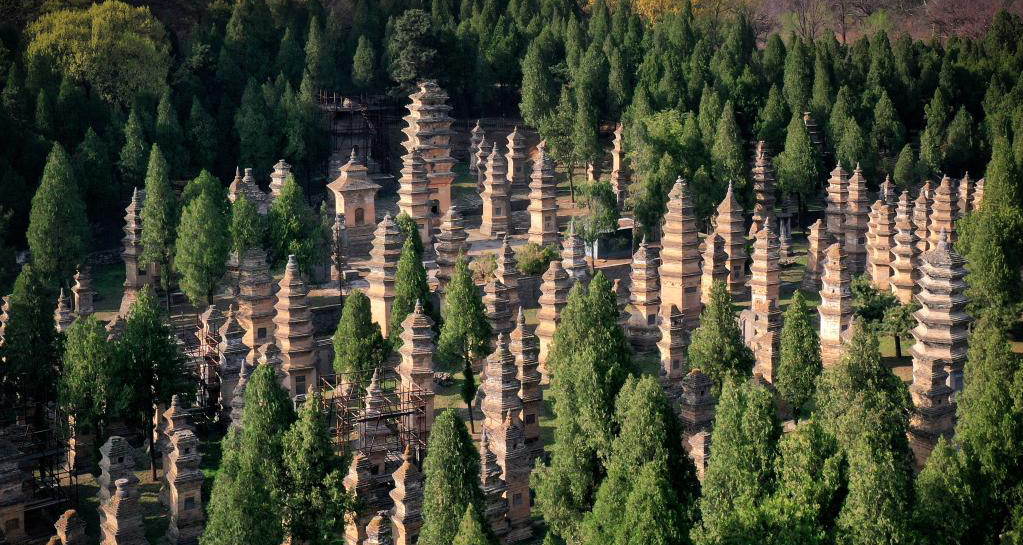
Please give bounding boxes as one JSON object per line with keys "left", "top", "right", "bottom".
{"left": 516, "top": 243, "right": 558, "bottom": 276}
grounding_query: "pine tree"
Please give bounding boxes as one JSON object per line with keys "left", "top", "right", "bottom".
{"left": 395, "top": 212, "right": 424, "bottom": 260}
{"left": 711, "top": 101, "right": 747, "bottom": 198}
{"left": 34, "top": 88, "right": 53, "bottom": 137}
{"left": 580, "top": 375, "right": 698, "bottom": 545}
{"left": 755, "top": 84, "right": 788, "bottom": 153}
{"left": 452, "top": 504, "right": 495, "bottom": 545}
{"left": 230, "top": 193, "right": 264, "bottom": 256}
{"left": 118, "top": 105, "right": 149, "bottom": 189}
{"left": 74, "top": 127, "right": 116, "bottom": 223}
{"left": 304, "top": 17, "right": 327, "bottom": 89}
{"left": 776, "top": 113, "right": 819, "bottom": 200}
{"left": 782, "top": 38, "right": 812, "bottom": 114}
{"left": 1, "top": 64, "right": 30, "bottom": 124}
{"left": 836, "top": 425, "right": 916, "bottom": 545}
{"left": 387, "top": 9, "right": 437, "bottom": 90}
{"left": 870, "top": 90, "right": 905, "bottom": 160}
{"left": 913, "top": 437, "right": 980, "bottom": 545}
{"left": 267, "top": 175, "right": 326, "bottom": 273}
{"left": 114, "top": 286, "right": 189, "bottom": 478}
{"left": 58, "top": 315, "right": 123, "bottom": 441}
{"left": 572, "top": 52, "right": 602, "bottom": 172}
{"left": 280, "top": 393, "right": 349, "bottom": 543}
{"left": 893, "top": 144, "right": 918, "bottom": 190}
{"left": 181, "top": 170, "right": 226, "bottom": 209}
{"left": 810, "top": 50, "right": 834, "bottom": 124}
{"left": 943, "top": 106, "right": 974, "bottom": 176}
{"left": 236, "top": 78, "right": 275, "bottom": 175}
{"left": 389, "top": 235, "right": 436, "bottom": 346}
{"left": 26, "top": 143, "right": 89, "bottom": 285}
{"left": 275, "top": 24, "right": 304, "bottom": 84}
{"left": 919, "top": 89, "right": 949, "bottom": 176}
{"left": 836, "top": 117, "right": 869, "bottom": 177}
{"left": 437, "top": 256, "right": 491, "bottom": 426}
{"left": 216, "top": 0, "right": 276, "bottom": 97}
{"left": 775, "top": 291, "right": 821, "bottom": 418}
{"left": 139, "top": 145, "right": 177, "bottom": 303}
{"left": 0, "top": 265, "right": 60, "bottom": 406}
{"left": 352, "top": 35, "right": 377, "bottom": 90}
{"left": 331, "top": 289, "right": 389, "bottom": 384}
{"left": 202, "top": 362, "right": 295, "bottom": 545}
{"left": 693, "top": 378, "right": 779, "bottom": 545}
{"left": 827, "top": 86, "right": 853, "bottom": 149}
{"left": 697, "top": 84, "right": 722, "bottom": 153}
{"left": 419, "top": 410, "right": 486, "bottom": 545}
{"left": 688, "top": 281, "right": 755, "bottom": 393}
{"left": 155, "top": 88, "right": 186, "bottom": 177}
{"left": 176, "top": 190, "right": 229, "bottom": 306}
{"left": 187, "top": 98, "right": 217, "bottom": 172}
{"left": 761, "top": 34, "right": 786, "bottom": 86}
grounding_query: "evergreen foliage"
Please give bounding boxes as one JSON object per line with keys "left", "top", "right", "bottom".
{"left": 118, "top": 106, "right": 149, "bottom": 188}
{"left": 230, "top": 193, "right": 264, "bottom": 256}
{"left": 452, "top": 504, "right": 496, "bottom": 545}
{"left": 0, "top": 265, "right": 61, "bottom": 406}
{"left": 870, "top": 90, "right": 906, "bottom": 162}
{"left": 73, "top": 127, "right": 115, "bottom": 224}
{"left": 755, "top": 84, "right": 787, "bottom": 153}
{"left": 688, "top": 281, "right": 755, "bottom": 393}
{"left": 352, "top": 35, "right": 377, "bottom": 90}
{"left": 186, "top": 98, "right": 217, "bottom": 172}
{"left": 437, "top": 256, "right": 491, "bottom": 421}
{"left": 776, "top": 291, "right": 822, "bottom": 417}
{"left": 331, "top": 290, "right": 389, "bottom": 384}
{"left": 155, "top": 88, "right": 186, "bottom": 176}
{"left": 26, "top": 143, "right": 89, "bottom": 285}
{"left": 59, "top": 316, "right": 123, "bottom": 439}
{"left": 387, "top": 9, "right": 437, "bottom": 90}
{"left": 139, "top": 145, "right": 177, "bottom": 298}
{"left": 388, "top": 235, "right": 436, "bottom": 346}
{"left": 836, "top": 118, "right": 870, "bottom": 177}
{"left": 267, "top": 174, "right": 326, "bottom": 274}
{"left": 420, "top": 410, "right": 486, "bottom": 545}
{"left": 711, "top": 101, "right": 747, "bottom": 198}
{"left": 396, "top": 211, "right": 425, "bottom": 260}
{"left": 783, "top": 38, "right": 812, "bottom": 114}
{"left": 176, "top": 189, "right": 229, "bottom": 306}
{"left": 810, "top": 51, "right": 834, "bottom": 123}
{"left": 893, "top": 144, "right": 919, "bottom": 190}
{"left": 919, "top": 89, "right": 949, "bottom": 176}
{"left": 775, "top": 113, "right": 819, "bottom": 199}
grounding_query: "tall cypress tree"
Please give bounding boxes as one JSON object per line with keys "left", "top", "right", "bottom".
{"left": 827, "top": 86, "right": 853, "bottom": 149}
{"left": 893, "top": 144, "right": 918, "bottom": 190}
{"left": 919, "top": 89, "right": 949, "bottom": 176}
{"left": 118, "top": 105, "right": 149, "bottom": 189}
{"left": 870, "top": 90, "right": 905, "bottom": 162}
{"left": 782, "top": 37, "right": 812, "bottom": 115}
{"left": 352, "top": 35, "right": 377, "bottom": 90}
{"left": 187, "top": 97, "right": 217, "bottom": 172}
{"left": 452, "top": 504, "right": 496, "bottom": 545}
{"left": 836, "top": 118, "right": 870, "bottom": 177}
{"left": 810, "top": 50, "right": 834, "bottom": 124}
{"left": 913, "top": 437, "right": 981, "bottom": 545}
{"left": 235, "top": 78, "right": 275, "bottom": 175}
{"left": 389, "top": 235, "right": 436, "bottom": 346}
{"left": 275, "top": 24, "right": 304, "bottom": 85}
{"left": 59, "top": 315, "right": 122, "bottom": 442}
{"left": 176, "top": 190, "right": 229, "bottom": 306}
{"left": 775, "top": 291, "right": 821, "bottom": 418}
{"left": 943, "top": 106, "right": 974, "bottom": 176}
{"left": 267, "top": 175, "right": 326, "bottom": 273}
{"left": 139, "top": 145, "right": 177, "bottom": 305}
{"left": 74, "top": 127, "right": 117, "bottom": 224}
{"left": 693, "top": 378, "right": 779, "bottom": 545}
{"left": 775, "top": 113, "right": 819, "bottom": 201}
{"left": 755, "top": 84, "right": 788, "bottom": 153}
{"left": 437, "top": 256, "right": 491, "bottom": 427}
{"left": 155, "top": 88, "right": 186, "bottom": 177}
{"left": 711, "top": 101, "right": 747, "bottom": 198}
{"left": 34, "top": 88, "right": 53, "bottom": 138}
{"left": 688, "top": 281, "right": 755, "bottom": 393}
{"left": 332, "top": 290, "right": 389, "bottom": 384}
{"left": 230, "top": 193, "right": 264, "bottom": 257}
{"left": 26, "top": 143, "right": 89, "bottom": 285}
{"left": 419, "top": 410, "right": 487, "bottom": 545}
{"left": 0, "top": 264, "right": 60, "bottom": 406}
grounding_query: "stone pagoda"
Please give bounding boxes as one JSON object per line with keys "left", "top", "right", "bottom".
{"left": 228, "top": 167, "right": 269, "bottom": 214}
{"left": 52, "top": 509, "right": 87, "bottom": 545}
{"left": 72, "top": 265, "right": 94, "bottom": 318}
{"left": 527, "top": 141, "right": 559, "bottom": 247}
{"left": 656, "top": 304, "right": 687, "bottom": 400}
{"left": 844, "top": 164, "right": 870, "bottom": 275}
{"left": 99, "top": 479, "right": 147, "bottom": 545}
{"left": 750, "top": 219, "right": 782, "bottom": 383}
{"left": 609, "top": 123, "right": 629, "bottom": 208}
{"left": 481, "top": 145, "right": 512, "bottom": 237}
{"left": 495, "top": 237, "right": 520, "bottom": 315}
{"left": 479, "top": 433, "right": 510, "bottom": 541}
{"left": 274, "top": 255, "right": 316, "bottom": 397}
{"left": 613, "top": 278, "right": 630, "bottom": 333}
{"left": 801, "top": 219, "right": 827, "bottom": 291}
{"left": 483, "top": 280, "right": 513, "bottom": 340}
{"left": 505, "top": 126, "right": 530, "bottom": 192}
{"left": 54, "top": 289, "right": 74, "bottom": 333}
{"left": 489, "top": 412, "right": 532, "bottom": 542}
{"left": 700, "top": 231, "right": 729, "bottom": 308}
{"left": 476, "top": 139, "right": 491, "bottom": 190}
{"left": 365, "top": 512, "right": 393, "bottom": 545}
{"left": 879, "top": 175, "right": 897, "bottom": 205}
{"left": 714, "top": 183, "right": 747, "bottom": 299}
{"left": 778, "top": 196, "right": 795, "bottom": 262}
{"left": 397, "top": 148, "right": 433, "bottom": 244}
{"left": 158, "top": 396, "right": 194, "bottom": 507}
{"left": 509, "top": 309, "right": 543, "bottom": 459}
{"left": 749, "top": 142, "right": 776, "bottom": 236}
{"left": 536, "top": 260, "right": 570, "bottom": 370}
{"left": 328, "top": 149, "right": 380, "bottom": 256}
{"left": 398, "top": 301, "right": 436, "bottom": 440}
{"left": 120, "top": 188, "right": 157, "bottom": 315}
{"left": 909, "top": 230, "right": 969, "bottom": 468}
{"left": 818, "top": 243, "right": 853, "bottom": 368}
{"left": 164, "top": 431, "right": 204, "bottom": 545}
{"left": 434, "top": 206, "right": 468, "bottom": 290}
{"left": 929, "top": 176, "right": 958, "bottom": 248}
{"left": 0, "top": 439, "right": 29, "bottom": 543}
{"left": 469, "top": 121, "right": 484, "bottom": 173}
{"left": 481, "top": 333, "right": 523, "bottom": 433}
{"left": 228, "top": 361, "right": 252, "bottom": 431}
{"left": 659, "top": 178, "right": 703, "bottom": 327}
{"left": 237, "top": 248, "right": 275, "bottom": 363}
{"left": 402, "top": 81, "right": 457, "bottom": 223}
{"left": 346, "top": 372, "right": 394, "bottom": 545}
{"left": 217, "top": 306, "right": 248, "bottom": 422}
{"left": 974, "top": 177, "right": 985, "bottom": 210}
{"left": 268, "top": 159, "right": 291, "bottom": 200}
{"left": 560, "top": 221, "right": 589, "bottom": 284}
{"left": 867, "top": 199, "right": 896, "bottom": 292}
{"left": 914, "top": 182, "right": 933, "bottom": 254}
{"left": 890, "top": 191, "right": 920, "bottom": 305}
{"left": 825, "top": 163, "right": 848, "bottom": 243}
{"left": 957, "top": 173, "right": 974, "bottom": 219}
{"left": 680, "top": 369, "right": 715, "bottom": 479}
{"left": 389, "top": 446, "right": 424, "bottom": 545}
{"left": 367, "top": 215, "right": 403, "bottom": 337}
{"left": 97, "top": 437, "right": 138, "bottom": 510}
{"left": 626, "top": 239, "right": 661, "bottom": 353}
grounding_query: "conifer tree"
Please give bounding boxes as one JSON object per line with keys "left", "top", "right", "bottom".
{"left": 943, "top": 106, "right": 974, "bottom": 176}
{"left": 836, "top": 118, "right": 869, "bottom": 177}
{"left": 761, "top": 34, "right": 786, "bottom": 86}
{"left": 236, "top": 78, "right": 275, "bottom": 174}
{"left": 59, "top": 316, "right": 123, "bottom": 442}
{"left": 203, "top": 362, "right": 295, "bottom": 545}
{"left": 395, "top": 212, "right": 424, "bottom": 260}
{"left": 755, "top": 84, "right": 788, "bottom": 153}
{"left": 119, "top": 105, "right": 149, "bottom": 189}
{"left": 572, "top": 68, "right": 602, "bottom": 173}
{"left": 230, "top": 193, "right": 263, "bottom": 256}
{"left": 870, "top": 90, "right": 905, "bottom": 162}
{"left": 280, "top": 393, "right": 349, "bottom": 543}
{"left": 776, "top": 113, "right": 819, "bottom": 201}
{"left": 267, "top": 175, "right": 326, "bottom": 273}
{"left": 389, "top": 235, "right": 437, "bottom": 346}
{"left": 176, "top": 190, "right": 229, "bottom": 306}
{"left": 697, "top": 85, "right": 722, "bottom": 153}
{"left": 304, "top": 17, "right": 327, "bottom": 89}
{"left": 827, "top": 86, "right": 853, "bottom": 148}
{"left": 2, "top": 65, "right": 30, "bottom": 124}
{"left": 619, "top": 459, "right": 689, "bottom": 545}
{"left": 693, "top": 378, "right": 779, "bottom": 545}
{"left": 114, "top": 286, "right": 189, "bottom": 478}
{"left": 155, "top": 88, "right": 186, "bottom": 177}
{"left": 688, "top": 281, "right": 755, "bottom": 393}
{"left": 776, "top": 291, "right": 821, "bottom": 418}
{"left": 181, "top": 170, "right": 226, "bottom": 209}
{"left": 913, "top": 437, "right": 980, "bottom": 545}
{"left": 352, "top": 35, "right": 377, "bottom": 90}
{"left": 216, "top": 0, "right": 276, "bottom": 97}
{"left": 711, "top": 101, "right": 747, "bottom": 198}
{"left": 187, "top": 98, "right": 217, "bottom": 172}
{"left": 420, "top": 410, "right": 486, "bottom": 545}
{"left": 27, "top": 143, "right": 89, "bottom": 285}
{"left": 452, "top": 504, "right": 495, "bottom": 545}
{"left": 0, "top": 265, "right": 60, "bottom": 406}
{"left": 387, "top": 9, "right": 437, "bottom": 90}
{"left": 139, "top": 145, "right": 177, "bottom": 306}
{"left": 783, "top": 38, "right": 812, "bottom": 114}
{"left": 74, "top": 127, "right": 116, "bottom": 223}
{"left": 919, "top": 89, "right": 949, "bottom": 176}
{"left": 519, "top": 38, "right": 557, "bottom": 129}
{"left": 893, "top": 144, "right": 918, "bottom": 190}
{"left": 332, "top": 289, "right": 389, "bottom": 384}
{"left": 34, "top": 88, "right": 53, "bottom": 137}
{"left": 275, "top": 24, "right": 304, "bottom": 84}
{"left": 810, "top": 51, "right": 834, "bottom": 123}
{"left": 437, "top": 256, "right": 492, "bottom": 427}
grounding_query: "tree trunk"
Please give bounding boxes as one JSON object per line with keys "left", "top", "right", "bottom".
{"left": 466, "top": 404, "right": 475, "bottom": 434}
{"left": 568, "top": 166, "right": 576, "bottom": 203}
{"left": 894, "top": 335, "right": 902, "bottom": 358}
{"left": 148, "top": 420, "right": 158, "bottom": 481}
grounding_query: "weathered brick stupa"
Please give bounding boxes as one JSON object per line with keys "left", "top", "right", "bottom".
{"left": 560, "top": 221, "right": 589, "bottom": 284}
{"left": 825, "top": 163, "right": 848, "bottom": 243}
{"left": 844, "top": 164, "right": 870, "bottom": 275}
{"left": 749, "top": 142, "right": 776, "bottom": 237}
{"left": 367, "top": 214, "right": 403, "bottom": 337}
{"left": 328, "top": 148, "right": 380, "bottom": 257}
{"left": 714, "top": 183, "right": 747, "bottom": 299}
{"left": 120, "top": 188, "right": 158, "bottom": 315}
{"left": 700, "top": 231, "right": 729, "bottom": 308}
{"left": 434, "top": 206, "right": 468, "bottom": 291}
{"left": 401, "top": 80, "right": 456, "bottom": 227}
{"left": 509, "top": 309, "right": 543, "bottom": 460}
{"left": 928, "top": 176, "right": 958, "bottom": 249}
{"left": 660, "top": 178, "right": 703, "bottom": 327}
{"left": 398, "top": 301, "right": 436, "bottom": 440}
{"left": 818, "top": 243, "right": 853, "bottom": 368}
{"left": 236, "top": 248, "right": 275, "bottom": 363}
{"left": 914, "top": 182, "right": 933, "bottom": 255}
{"left": 397, "top": 148, "right": 433, "bottom": 243}
{"left": 481, "top": 145, "right": 512, "bottom": 237}
{"left": 527, "top": 141, "right": 560, "bottom": 247}
{"left": 867, "top": 199, "right": 896, "bottom": 292}
{"left": 469, "top": 120, "right": 484, "bottom": 173}
{"left": 750, "top": 218, "right": 782, "bottom": 383}
{"left": 389, "top": 446, "right": 423, "bottom": 545}
{"left": 495, "top": 236, "right": 520, "bottom": 316}
{"left": 890, "top": 191, "right": 920, "bottom": 305}
{"left": 610, "top": 123, "right": 629, "bottom": 208}
{"left": 656, "top": 304, "right": 687, "bottom": 400}
{"left": 505, "top": 126, "right": 530, "bottom": 193}
{"left": 273, "top": 255, "right": 317, "bottom": 398}
{"left": 627, "top": 238, "right": 662, "bottom": 353}
{"left": 536, "top": 260, "right": 570, "bottom": 371}
{"left": 801, "top": 219, "right": 827, "bottom": 291}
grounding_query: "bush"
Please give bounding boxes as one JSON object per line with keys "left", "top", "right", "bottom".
{"left": 468, "top": 253, "right": 496, "bottom": 284}
{"left": 516, "top": 243, "right": 558, "bottom": 276}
